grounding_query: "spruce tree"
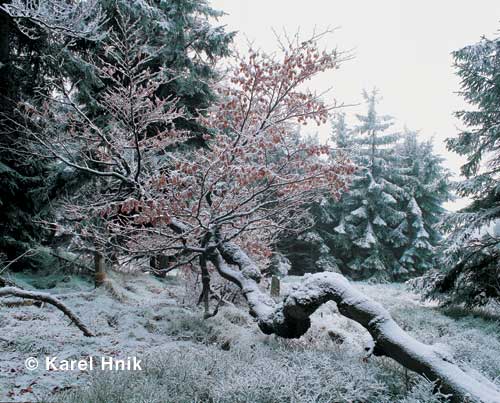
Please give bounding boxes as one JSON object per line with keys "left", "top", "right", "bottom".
{"left": 394, "top": 130, "right": 450, "bottom": 275}
{"left": 424, "top": 32, "right": 500, "bottom": 306}
{"left": 0, "top": 1, "right": 103, "bottom": 270}
{"left": 329, "top": 89, "right": 408, "bottom": 279}
{"left": 285, "top": 93, "right": 450, "bottom": 280}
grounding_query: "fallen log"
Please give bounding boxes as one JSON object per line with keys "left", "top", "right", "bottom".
{"left": 211, "top": 242, "right": 500, "bottom": 403}
{"left": 0, "top": 286, "right": 95, "bottom": 337}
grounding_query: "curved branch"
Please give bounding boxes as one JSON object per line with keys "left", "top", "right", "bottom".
{"left": 211, "top": 243, "right": 500, "bottom": 403}
{"left": 0, "top": 287, "right": 95, "bottom": 337}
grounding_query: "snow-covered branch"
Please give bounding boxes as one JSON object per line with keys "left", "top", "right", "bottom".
{"left": 1, "top": 0, "right": 105, "bottom": 40}
{"left": 0, "top": 286, "right": 94, "bottom": 337}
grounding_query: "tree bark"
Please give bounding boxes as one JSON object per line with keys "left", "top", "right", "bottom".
{"left": 198, "top": 253, "right": 211, "bottom": 317}
{"left": 94, "top": 251, "right": 107, "bottom": 287}
{"left": 0, "top": 286, "right": 95, "bottom": 337}
{"left": 270, "top": 275, "right": 280, "bottom": 298}
{"left": 210, "top": 242, "right": 500, "bottom": 403}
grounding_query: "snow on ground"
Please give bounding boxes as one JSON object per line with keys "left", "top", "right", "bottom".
{"left": 0, "top": 272, "right": 499, "bottom": 403}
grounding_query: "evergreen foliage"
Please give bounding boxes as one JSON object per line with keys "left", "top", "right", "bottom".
{"left": 394, "top": 131, "right": 450, "bottom": 274}
{"left": 0, "top": 0, "right": 233, "bottom": 270}
{"left": 76, "top": 0, "right": 235, "bottom": 141}
{"left": 0, "top": 3, "right": 75, "bottom": 270}
{"left": 330, "top": 90, "right": 408, "bottom": 278}
{"left": 280, "top": 91, "right": 450, "bottom": 280}
{"left": 421, "top": 32, "right": 500, "bottom": 305}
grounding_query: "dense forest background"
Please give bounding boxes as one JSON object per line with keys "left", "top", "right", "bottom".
{"left": 0, "top": 1, "right": 499, "bottom": 402}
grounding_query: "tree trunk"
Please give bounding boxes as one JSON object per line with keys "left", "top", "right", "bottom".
{"left": 210, "top": 242, "right": 500, "bottom": 403}
{"left": 94, "top": 251, "right": 107, "bottom": 287}
{"left": 270, "top": 275, "right": 280, "bottom": 297}
{"left": 150, "top": 254, "right": 170, "bottom": 272}
{"left": 198, "top": 253, "right": 211, "bottom": 317}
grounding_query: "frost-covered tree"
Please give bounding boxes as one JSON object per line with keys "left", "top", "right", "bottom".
{"left": 282, "top": 97, "right": 450, "bottom": 280}
{"left": 394, "top": 130, "right": 450, "bottom": 275}
{"left": 328, "top": 90, "right": 408, "bottom": 279}
{"left": 0, "top": 0, "right": 104, "bottom": 40}
{"left": 14, "top": 24, "right": 354, "bottom": 311}
{"left": 420, "top": 32, "right": 500, "bottom": 306}
{"left": 0, "top": 0, "right": 104, "bottom": 271}
{"left": 329, "top": 107, "right": 449, "bottom": 280}
{"left": 78, "top": 0, "right": 234, "bottom": 141}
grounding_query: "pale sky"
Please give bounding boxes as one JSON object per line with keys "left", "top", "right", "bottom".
{"left": 211, "top": 0, "right": 500, "bottom": 210}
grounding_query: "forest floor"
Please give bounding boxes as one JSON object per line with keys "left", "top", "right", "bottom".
{"left": 0, "top": 271, "right": 499, "bottom": 403}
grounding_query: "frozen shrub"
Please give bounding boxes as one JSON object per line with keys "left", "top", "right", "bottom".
{"left": 59, "top": 344, "right": 397, "bottom": 403}
{"left": 11, "top": 335, "right": 56, "bottom": 355}
{"left": 398, "top": 379, "right": 450, "bottom": 403}
{"left": 221, "top": 305, "right": 250, "bottom": 326}
{"left": 162, "top": 310, "right": 213, "bottom": 340}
